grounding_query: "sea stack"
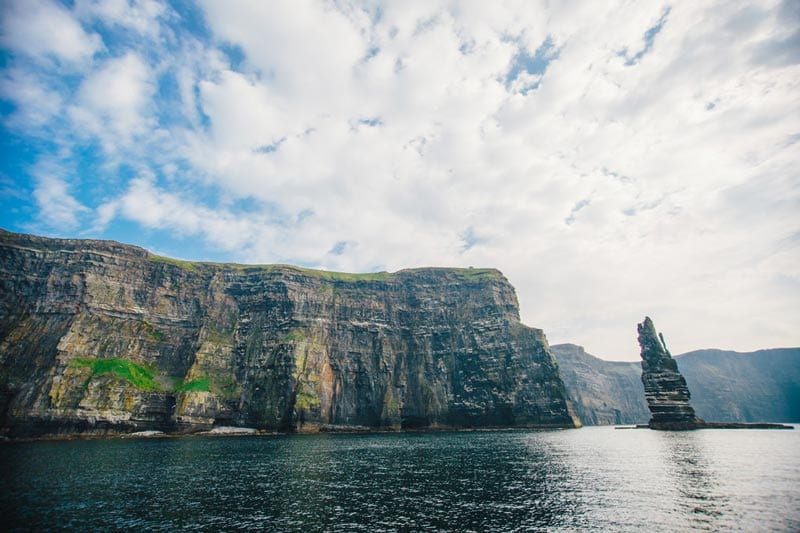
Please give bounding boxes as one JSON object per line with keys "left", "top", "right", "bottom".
{"left": 637, "top": 317, "right": 702, "bottom": 430}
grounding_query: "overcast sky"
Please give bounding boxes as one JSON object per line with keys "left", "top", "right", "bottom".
{"left": 1, "top": 0, "right": 798, "bottom": 361}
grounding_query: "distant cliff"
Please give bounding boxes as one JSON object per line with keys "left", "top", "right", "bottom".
{"left": 548, "top": 344, "right": 649, "bottom": 425}
{"left": 0, "top": 230, "right": 579, "bottom": 438}
{"left": 678, "top": 348, "right": 800, "bottom": 423}
{"left": 552, "top": 344, "right": 800, "bottom": 425}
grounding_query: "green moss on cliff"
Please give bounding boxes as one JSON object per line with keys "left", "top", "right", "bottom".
{"left": 382, "top": 385, "right": 400, "bottom": 419}
{"left": 176, "top": 377, "right": 211, "bottom": 393}
{"left": 148, "top": 255, "right": 199, "bottom": 272}
{"left": 280, "top": 330, "right": 305, "bottom": 343}
{"left": 141, "top": 320, "right": 164, "bottom": 341}
{"left": 295, "top": 383, "right": 321, "bottom": 410}
{"left": 70, "top": 358, "right": 160, "bottom": 391}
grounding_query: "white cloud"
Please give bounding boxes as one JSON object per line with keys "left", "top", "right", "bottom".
{"left": 7, "top": 0, "right": 799, "bottom": 360}
{"left": 108, "top": 177, "right": 273, "bottom": 253}
{"left": 32, "top": 168, "right": 90, "bottom": 229}
{"left": 0, "top": 0, "right": 101, "bottom": 64}
{"left": 74, "top": 0, "right": 168, "bottom": 38}
{"left": 0, "top": 68, "right": 63, "bottom": 129}
{"left": 69, "top": 52, "right": 155, "bottom": 150}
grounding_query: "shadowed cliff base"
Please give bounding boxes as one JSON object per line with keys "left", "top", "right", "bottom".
{"left": 637, "top": 317, "right": 792, "bottom": 430}
{"left": 0, "top": 229, "right": 580, "bottom": 439}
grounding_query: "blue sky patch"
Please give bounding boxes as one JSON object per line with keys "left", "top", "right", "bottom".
{"left": 619, "top": 7, "right": 671, "bottom": 66}
{"left": 505, "top": 35, "right": 559, "bottom": 94}
{"left": 565, "top": 198, "right": 591, "bottom": 225}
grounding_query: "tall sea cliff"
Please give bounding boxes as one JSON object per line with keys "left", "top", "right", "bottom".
{"left": 0, "top": 230, "right": 579, "bottom": 437}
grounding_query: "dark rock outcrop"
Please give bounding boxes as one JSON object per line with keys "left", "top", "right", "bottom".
{"left": 550, "top": 343, "right": 649, "bottom": 425}
{"left": 0, "top": 229, "right": 580, "bottom": 438}
{"left": 637, "top": 317, "right": 702, "bottom": 430}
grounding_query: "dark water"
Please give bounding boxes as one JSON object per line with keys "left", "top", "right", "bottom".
{"left": 1, "top": 426, "right": 798, "bottom": 531}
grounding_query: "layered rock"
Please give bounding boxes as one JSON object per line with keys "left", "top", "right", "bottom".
{"left": 0, "top": 230, "right": 580, "bottom": 438}
{"left": 638, "top": 317, "right": 702, "bottom": 429}
{"left": 550, "top": 344, "right": 649, "bottom": 425}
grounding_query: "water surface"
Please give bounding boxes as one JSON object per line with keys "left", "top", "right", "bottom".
{"left": 2, "top": 426, "right": 798, "bottom": 531}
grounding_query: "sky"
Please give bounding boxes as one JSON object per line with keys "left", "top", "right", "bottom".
{"left": 1, "top": 0, "right": 798, "bottom": 361}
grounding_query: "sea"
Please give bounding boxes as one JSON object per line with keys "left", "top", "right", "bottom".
{"left": 1, "top": 425, "right": 798, "bottom": 531}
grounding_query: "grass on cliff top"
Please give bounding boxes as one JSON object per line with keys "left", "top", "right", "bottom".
{"left": 224, "top": 263, "right": 393, "bottom": 281}
{"left": 70, "top": 358, "right": 160, "bottom": 391}
{"left": 148, "top": 255, "right": 199, "bottom": 272}
{"left": 147, "top": 252, "right": 503, "bottom": 282}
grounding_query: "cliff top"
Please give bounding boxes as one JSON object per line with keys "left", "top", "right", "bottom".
{"left": 0, "top": 228, "right": 506, "bottom": 283}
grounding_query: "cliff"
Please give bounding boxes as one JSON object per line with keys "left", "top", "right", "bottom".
{"left": 553, "top": 345, "right": 800, "bottom": 426}
{"left": 0, "top": 230, "right": 579, "bottom": 438}
{"left": 637, "top": 317, "right": 702, "bottom": 429}
{"left": 677, "top": 348, "right": 800, "bottom": 423}
{"left": 549, "top": 344, "right": 649, "bottom": 425}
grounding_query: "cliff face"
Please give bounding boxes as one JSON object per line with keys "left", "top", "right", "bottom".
{"left": 637, "top": 317, "right": 701, "bottom": 429}
{"left": 677, "top": 348, "right": 800, "bottom": 423}
{"left": 550, "top": 344, "right": 649, "bottom": 425}
{"left": 553, "top": 345, "right": 800, "bottom": 426}
{"left": 0, "top": 230, "right": 579, "bottom": 437}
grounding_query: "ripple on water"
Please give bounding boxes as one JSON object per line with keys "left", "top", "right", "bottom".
{"left": 0, "top": 427, "right": 798, "bottom": 531}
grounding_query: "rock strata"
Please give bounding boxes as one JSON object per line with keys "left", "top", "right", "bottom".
{"left": 637, "top": 317, "right": 702, "bottom": 430}
{"left": 0, "top": 229, "right": 580, "bottom": 438}
{"left": 550, "top": 343, "right": 649, "bottom": 425}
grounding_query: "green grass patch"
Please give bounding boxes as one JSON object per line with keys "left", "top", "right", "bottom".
{"left": 70, "top": 358, "right": 160, "bottom": 391}
{"left": 218, "top": 262, "right": 391, "bottom": 281}
{"left": 176, "top": 377, "right": 211, "bottom": 393}
{"left": 279, "top": 330, "right": 305, "bottom": 343}
{"left": 149, "top": 255, "right": 199, "bottom": 272}
{"left": 148, "top": 251, "right": 504, "bottom": 284}
{"left": 295, "top": 384, "right": 321, "bottom": 410}
{"left": 141, "top": 320, "right": 165, "bottom": 341}
{"left": 455, "top": 268, "right": 504, "bottom": 281}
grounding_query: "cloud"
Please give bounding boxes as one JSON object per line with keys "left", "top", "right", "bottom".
{"left": 2, "top": 0, "right": 798, "bottom": 360}
{"left": 32, "top": 168, "right": 89, "bottom": 229}
{"left": 74, "top": 0, "right": 168, "bottom": 39}
{"left": 0, "top": 0, "right": 101, "bottom": 64}
{"left": 0, "top": 68, "right": 63, "bottom": 130}
{"left": 69, "top": 52, "right": 155, "bottom": 149}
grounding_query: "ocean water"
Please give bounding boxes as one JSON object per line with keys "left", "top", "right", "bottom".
{"left": 1, "top": 426, "right": 798, "bottom": 531}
